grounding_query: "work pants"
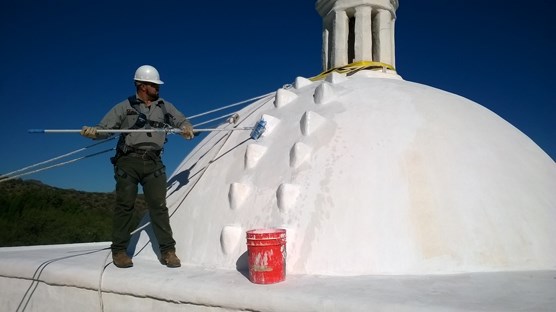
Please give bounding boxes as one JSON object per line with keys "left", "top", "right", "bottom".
{"left": 111, "top": 154, "right": 175, "bottom": 254}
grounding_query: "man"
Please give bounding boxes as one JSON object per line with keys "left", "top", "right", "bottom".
{"left": 81, "top": 65, "right": 194, "bottom": 268}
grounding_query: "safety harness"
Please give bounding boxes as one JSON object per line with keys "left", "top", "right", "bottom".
{"left": 127, "top": 95, "right": 172, "bottom": 128}
{"left": 111, "top": 96, "right": 173, "bottom": 164}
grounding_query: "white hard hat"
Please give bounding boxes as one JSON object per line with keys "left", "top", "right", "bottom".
{"left": 134, "top": 65, "right": 164, "bottom": 85}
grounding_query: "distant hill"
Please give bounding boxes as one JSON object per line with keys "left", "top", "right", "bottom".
{"left": 0, "top": 179, "right": 147, "bottom": 247}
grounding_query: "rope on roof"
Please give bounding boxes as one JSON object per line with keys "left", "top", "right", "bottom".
{"left": 310, "top": 60, "right": 396, "bottom": 81}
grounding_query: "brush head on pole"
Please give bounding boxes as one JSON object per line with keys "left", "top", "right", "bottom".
{"left": 250, "top": 119, "right": 267, "bottom": 140}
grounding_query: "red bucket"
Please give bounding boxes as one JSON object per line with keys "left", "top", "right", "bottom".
{"left": 246, "top": 228, "right": 286, "bottom": 284}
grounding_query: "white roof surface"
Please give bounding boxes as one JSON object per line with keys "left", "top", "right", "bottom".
{"left": 1, "top": 71, "right": 555, "bottom": 311}
{"left": 1, "top": 243, "right": 555, "bottom": 311}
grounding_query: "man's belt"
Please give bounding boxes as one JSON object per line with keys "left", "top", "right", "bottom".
{"left": 125, "top": 147, "right": 161, "bottom": 158}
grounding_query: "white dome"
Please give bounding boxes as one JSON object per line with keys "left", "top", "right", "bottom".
{"left": 138, "top": 72, "right": 556, "bottom": 276}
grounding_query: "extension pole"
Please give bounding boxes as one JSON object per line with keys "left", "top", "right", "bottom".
{"left": 29, "top": 118, "right": 267, "bottom": 139}
{"left": 28, "top": 128, "right": 253, "bottom": 134}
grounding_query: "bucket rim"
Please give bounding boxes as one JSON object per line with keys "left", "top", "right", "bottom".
{"left": 246, "top": 228, "right": 286, "bottom": 235}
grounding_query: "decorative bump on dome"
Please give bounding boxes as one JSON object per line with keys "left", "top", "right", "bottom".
{"left": 294, "top": 76, "right": 314, "bottom": 89}
{"left": 313, "top": 82, "right": 335, "bottom": 105}
{"left": 244, "top": 143, "right": 268, "bottom": 169}
{"left": 220, "top": 225, "right": 243, "bottom": 255}
{"left": 274, "top": 88, "right": 298, "bottom": 108}
{"left": 325, "top": 71, "right": 347, "bottom": 84}
{"left": 276, "top": 183, "right": 301, "bottom": 213}
{"left": 289, "top": 142, "right": 312, "bottom": 169}
{"left": 228, "top": 182, "right": 251, "bottom": 210}
{"left": 300, "top": 111, "right": 327, "bottom": 136}
{"left": 260, "top": 114, "right": 281, "bottom": 138}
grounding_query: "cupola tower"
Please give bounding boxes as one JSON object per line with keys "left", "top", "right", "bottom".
{"left": 316, "top": 0, "right": 399, "bottom": 70}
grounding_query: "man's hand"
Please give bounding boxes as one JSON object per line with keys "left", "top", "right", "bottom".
{"left": 81, "top": 126, "right": 98, "bottom": 139}
{"left": 181, "top": 124, "right": 194, "bottom": 140}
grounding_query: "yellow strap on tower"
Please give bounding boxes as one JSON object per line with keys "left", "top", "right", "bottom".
{"left": 309, "top": 61, "right": 396, "bottom": 81}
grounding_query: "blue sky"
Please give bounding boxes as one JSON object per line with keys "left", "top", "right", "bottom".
{"left": 1, "top": 0, "right": 554, "bottom": 192}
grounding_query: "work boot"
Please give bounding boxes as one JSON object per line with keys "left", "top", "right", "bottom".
{"left": 112, "top": 251, "right": 133, "bottom": 268}
{"left": 160, "top": 249, "right": 181, "bottom": 268}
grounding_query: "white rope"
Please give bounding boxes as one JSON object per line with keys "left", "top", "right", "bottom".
{"left": 0, "top": 148, "right": 115, "bottom": 183}
{"left": 0, "top": 137, "right": 115, "bottom": 180}
{"left": 187, "top": 92, "right": 273, "bottom": 119}
{"left": 192, "top": 112, "right": 236, "bottom": 128}
{"left": 98, "top": 249, "right": 112, "bottom": 312}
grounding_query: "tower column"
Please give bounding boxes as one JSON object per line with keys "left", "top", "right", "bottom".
{"left": 332, "top": 9, "right": 349, "bottom": 68}
{"left": 354, "top": 5, "right": 373, "bottom": 62}
{"left": 375, "top": 9, "right": 393, "bottom": 65}
{"left": 322, "top": 26, "right": 330, "bottom": 70}
{"left": 391, "top": 18, "right": 396, "bottom": 67}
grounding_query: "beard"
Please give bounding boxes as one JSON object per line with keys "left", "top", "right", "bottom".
{"left": 147, "top": 89, "right": 159, "bottom": 101}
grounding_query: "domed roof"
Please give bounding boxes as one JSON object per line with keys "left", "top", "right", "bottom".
{"left": 134, "top": 71, "right": 556, "bottom": 276}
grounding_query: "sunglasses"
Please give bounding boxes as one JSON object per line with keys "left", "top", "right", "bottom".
{"left": 143, "top": 82, "right": 160, "bottom": 89}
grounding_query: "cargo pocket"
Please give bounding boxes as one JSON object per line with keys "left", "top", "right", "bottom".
{"left": 114, "top": 166, "right": 128, "bottom": 181}
{"left": 153, "top": 166, "right": 166, "bottom": 178}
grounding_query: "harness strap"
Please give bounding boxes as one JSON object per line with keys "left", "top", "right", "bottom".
{"left": 112, "top": 96, "right": 171, "bottom": 163}
{"left": 127, "top": 95, "right": 173, "bottom": 126}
